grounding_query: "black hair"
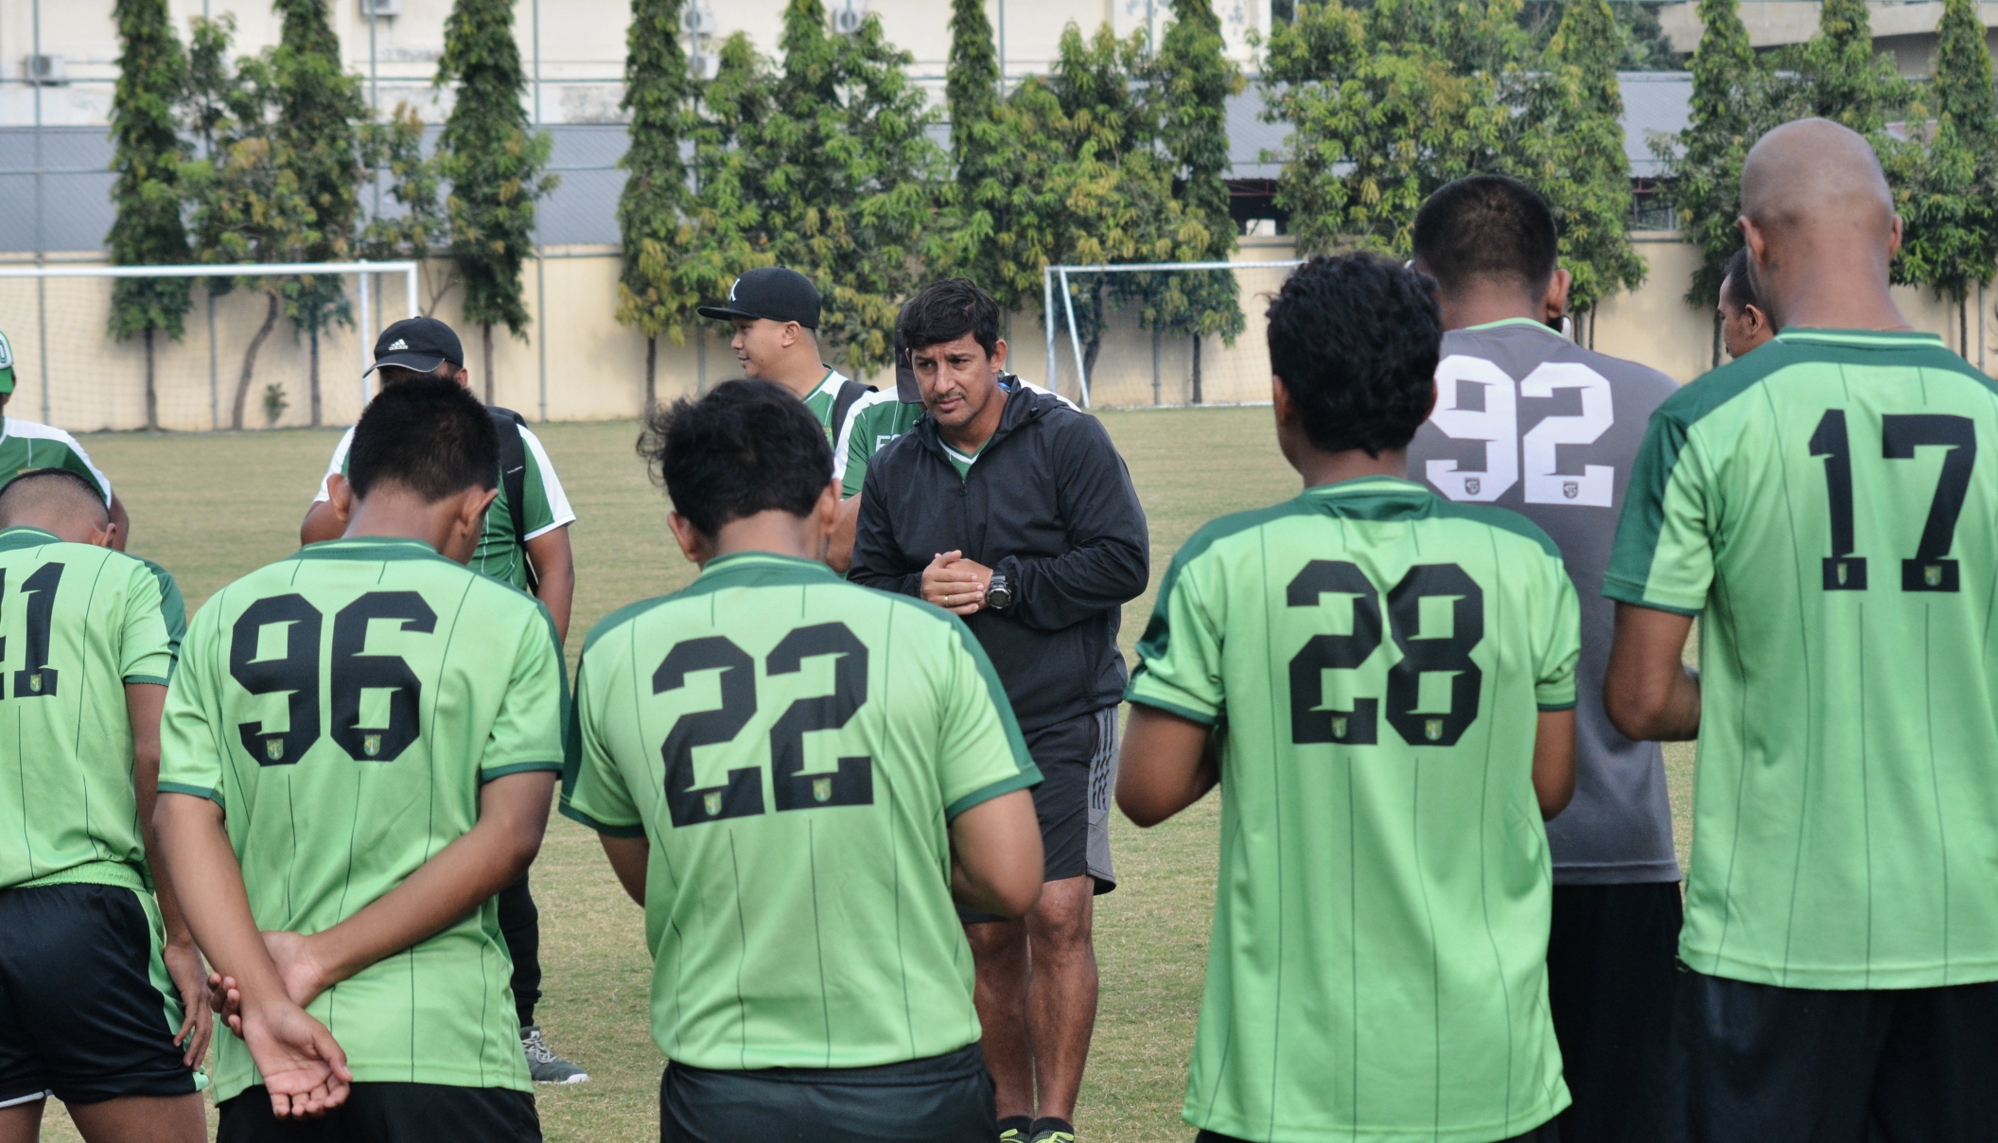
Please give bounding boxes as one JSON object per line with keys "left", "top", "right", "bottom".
{"left": 1266, "top": 253, "right": 1442, "bottom": 457}
{"left": 1721, "top": 248, "right": 1760, "bottom": 311}
{"left": 346, "top": 376, "right": 498, "bottom": 502}
{"left": 637, "top": 379, "right": 832, "bottom": 538}
{"left": 0, "top": 468, "right": 109, "bottom": 528}
{"left": 897, "top": 278, "right": 1002, "bottom": 358}
{"left": 1411, "top": 175, "right": 1559, "bottom": 295}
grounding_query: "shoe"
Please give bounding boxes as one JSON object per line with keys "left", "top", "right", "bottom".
{"left": 998, "top": 1117, "right": 1033, "bottom": 1142}
{"left": 1030, "top": 1121, "right": 1076, "bottom": 1143}
{"left": 998, "top": 1131, "right": 1028, "bottom": 1143}
{"left": 521, "top": 1025, "right": 589, "bottom": 1084}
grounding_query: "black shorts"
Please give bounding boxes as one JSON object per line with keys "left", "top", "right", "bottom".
{"left": 659, "top": 1042, "right": 994, "bottom": 1143}
{"left": 959, "top": 707, "right": 1117, "bottom": 923}
{"left": 1546, "top": 881, "right": 1681, "bottom": 1143}
{"left": 1673, "top": 967, "right": 1998, "bottom": 1142}
{"left": 0, "top": 881, "right": 197, "bottom": 1107}
{"left": 218, "top": 1083, "right": 540, "bottom": 1143}
{"left": 1198, "top": 1122, "right": 1557, "bottom": 1143}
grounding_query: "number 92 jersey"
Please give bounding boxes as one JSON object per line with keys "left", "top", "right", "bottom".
{"left": 158, "top": 536, "right": 567, "bottom": 1101}
{"left": 1607, "top": 329, "right": 1998, "bottom": 991}
{"left": 1126, "top": 476, "right": 1580, "bottom": 1143}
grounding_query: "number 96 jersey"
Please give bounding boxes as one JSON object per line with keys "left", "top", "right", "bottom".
{"left": 158, "top": 536, "right": 568, "bottom": 1101}
{"left": 1607, "top": 329, "right": 1998, "bottom": 991}
{"left": 1126, "top": 476, "right": 1580, "bottom": 1143}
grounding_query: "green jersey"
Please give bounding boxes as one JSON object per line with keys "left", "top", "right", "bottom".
{"left": 0, "top": 528, "right": 172, "bottom": 893}
{"left": 562, "top": 552, "right": 1039, "bottom": 1071}
{"left": 834, "top": 390, "right": 926, "bottom": 496}
{"left": 1127, "top": 476, "right": 1579, "bottom": 1143}
{"left": 0, "top": 416, "right": 114, "bottom": 502}
{"left": 1607, "top": 328, "right": 1998, "bottom": 990}
{"left": 138, "top": 557, "right": 187, "bottom": 674}
{"left": 799, "top": 368, "right": 858, "bottom": 444}
{"left": 157, "top": 537, "right": 568, "bottom": 1099}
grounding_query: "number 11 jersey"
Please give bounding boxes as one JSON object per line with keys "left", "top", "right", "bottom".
{"left": 1608, "top": 328, "right": 1998, "bottom": 990}
{"left": 158, "top": 536, "right": 568, "bottom": 1101}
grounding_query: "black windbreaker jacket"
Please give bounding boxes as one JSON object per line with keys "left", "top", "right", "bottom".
{"left": 848, "top": 384, "right": 1149, "bottom": 733}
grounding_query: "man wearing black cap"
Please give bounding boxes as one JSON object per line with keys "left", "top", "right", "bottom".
{"left": 296, "top": 316, "right": 586, "bottom": 1087}
{"left": 698, "top": 267, "right": 874, "bottom": 445}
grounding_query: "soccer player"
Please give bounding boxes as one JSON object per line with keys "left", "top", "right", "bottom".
{"left": 1717, "top": 247, "right": 1775, "bottom": 360}
{"left": 1402, "top": 175, "right": 1682, "bottom": 1143}
{"left": 298, "top": 316, "right": 584, "bottom": 1084}
{"left": 1605, "top": 117, "right": 1998, "bottom": 1140}
{"left": 155, "top": 377, "right": 567, "bottom": 1141}
{"left": 1119, "top": 253, "right": 1580, "bottom": 1143}
{"left": 697, "top": 267, "right": 874, "bottom": 443}
{"left": 562, "top": 379, "right": 1045, "bottom": 1142}
{"left": 0, "top": 328, "right": 133, "bottom": 549}
{"left": 0, "top": 469, "right": 209, "bottom": 1143}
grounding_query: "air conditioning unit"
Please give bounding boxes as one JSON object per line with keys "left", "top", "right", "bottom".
{"left": 831, "top": 1, "right": 867, "bottom": 34}
{"left": 681, "top": 6, "right": 717, "bottom": 34}
{"left": 359, "top": 0, "right": 404, "bottom": 16}
{"left": 22, "top": 54, "right": 65, "bottom": 86}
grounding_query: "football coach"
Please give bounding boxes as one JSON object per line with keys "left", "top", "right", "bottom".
{"left": 849, "top": 278, "right": 1148, "bottom": 1143}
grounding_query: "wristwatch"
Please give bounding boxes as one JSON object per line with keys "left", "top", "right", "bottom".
{"left": 985, "top": 573, "right": 1013, "bottom": 611}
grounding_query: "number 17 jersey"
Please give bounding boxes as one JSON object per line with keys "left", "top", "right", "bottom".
{"left": 158, "top": 537, "right": 568, "bottom": 1100}
{"left": 1608, "top": 329, "right": 1998, "bottom": 990}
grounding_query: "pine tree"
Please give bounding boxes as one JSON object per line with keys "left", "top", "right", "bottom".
{"left": 1897, "top": 0, "right": 1998, "bottom": 355}
{"left": 437, "top": 0, "right": 558, "bottom": 403}
{"left": 680, "top": 33, "right": 774, "bottom": 390}
{"left": 1522, "top": 0, "right": 1645, "bottom": 325}
{"left": 1146, "top": 0, "right": 1246, "bottom": 403}
{"left": 108, "top": 0, "right": 191, "bottom": 432}
{"left": 1656, "top": 0, "right": 1763, "bottom": 365}
{"left": 1796, "top": 0, "right": 1907, "bottom": 137}
{"left": 358, "top": 101, "right": 451, "bottom": 308}
{"left": 616, "top": 0, "right": 696, "bottom": 408}
{"left": 274, "top": 0, "right": 366, "bottom": 427}
{"left": 939, "top": 0, "right": 1010, "bottom": 292}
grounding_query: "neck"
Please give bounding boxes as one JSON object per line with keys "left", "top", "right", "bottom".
{"left": 1767, "top": 254, "right": 1909, "bottom": 333}
{"left": 769, "top": 354, "right": 829, "bottom": 400}
{"left": 939, "top": 383, "right": 1008, "bottom": 454}
{"left": 1436, "top": 280, "right": 1544, "bottom": 332}
{"left": 709, "top": 511, "right": 824, "bottom": 563}
{"left": 1294, "top": 446, "right": 1408, "bottom": 489}
{"left": 344, "top": 489, "right": 465, "bottom": 557}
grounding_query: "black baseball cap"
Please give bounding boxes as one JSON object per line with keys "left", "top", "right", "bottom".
{"left": 697, "top": 267, "right": 820, "bottom": 330}
{"left": 367, "top": 316, "right": 464, "bottom": 376}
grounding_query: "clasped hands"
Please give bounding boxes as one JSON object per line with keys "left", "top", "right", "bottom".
{"left": 209, "top": 930, "right": 354, "bottom": 1119}
{"left": 922, "top": 550, "right": 994, "bottom": 616}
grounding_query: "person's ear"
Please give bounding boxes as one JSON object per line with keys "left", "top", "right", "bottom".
{"left": 451, "top": 365, "right": 473, "bottom": 392}
{"left": 86, "top": 520, "right": 117, "bottom": 549}
{"left": 327, "top": 473, "right": 354, "bottom": 525}
{"left": 1542, "top": 269, "right": 1572, "bottom": 324}
{"left": 990, "top": 338, "right": 1009, "bottom": 376}
{"left": 459, "top": 486, "right": 499, "bottom": 536}
{"left": 1746, "top": 303, "right": 1771, "bottom": 335}
{"left": 667, "top": 511, "right": 713, "bottom": 566}
{"left": 782, "top": 321, "right": 802, "bottom": 350}
{"left": 1272, "top": 374, "right": 1295, "bottom": 425}
{"left": 1887, "top": 214, "right": 1904, "bottom": 261}
{"left": 1740, "top": 215, "right": 1767, "bottom": 270}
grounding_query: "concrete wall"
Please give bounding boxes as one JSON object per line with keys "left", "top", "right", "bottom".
{"left": 1656, "top": 1, "right": 1998, "bottom": 75}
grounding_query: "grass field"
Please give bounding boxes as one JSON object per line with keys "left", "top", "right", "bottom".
{"left": 37, "top": 407, "right": 1694, "bottom": 1143}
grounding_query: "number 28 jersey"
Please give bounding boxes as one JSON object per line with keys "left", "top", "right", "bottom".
{"left": 1608, "top": 329, "right": 1998, "bottom": 990}
{"left": 1128, "top": 477, "right": 1579, "bottom": 1143}
{"left": 159, "top": 537, "right": 568, "bottom": 1100}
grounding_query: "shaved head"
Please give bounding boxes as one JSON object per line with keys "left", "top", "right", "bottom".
{"left": 1742, "top": 118, "right": 1894, "bottom": 234}
{"left": 0, "top": 469, "right": 112, "bottom": 544}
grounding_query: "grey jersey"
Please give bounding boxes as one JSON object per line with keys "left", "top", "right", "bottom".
{"left": 1407, "top": 318, "right": 1681, "bottom": 884}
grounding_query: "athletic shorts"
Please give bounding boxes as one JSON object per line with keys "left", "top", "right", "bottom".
{"left": 1672, "top": 967, "right": 1998, "bottom": 1142}
{"left": 959, "top": 707, "right": 1117, "bottom": 924}
{"left": 1546, "top": 881, "right": 1681, "bottom": 1143}
{"left": 218, "top": 1082, "right": 541, "bottom": 1143}
{"left": 659, "top": 1042, "right": 994, "bottom": 1143}
{"left": 0, "top": 881, "right": 197, "bottom": 1107}
{"left": 1198, "top": 1122, "right": 1557, "bottom": 1143}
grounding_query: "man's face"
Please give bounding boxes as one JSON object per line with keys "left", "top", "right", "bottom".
{"left": 912, "top": 333, "right": 1005, "bottom": 430}
{"left": 731, "top": 317, "right": 793, "bottom": 379}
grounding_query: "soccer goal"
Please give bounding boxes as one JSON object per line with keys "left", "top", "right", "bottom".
{"left": 1040, "top": 259, "right": 1303, "bottom": 409}
{"left": 0, "top": 261, "right": 419, "bottom": 434}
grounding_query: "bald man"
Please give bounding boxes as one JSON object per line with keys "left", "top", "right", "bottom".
{"left": 1604, "top": 118, "right": 1998, "bottom": 1141}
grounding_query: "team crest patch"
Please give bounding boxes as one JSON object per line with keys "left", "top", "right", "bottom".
{"left": 704, "top": 791, "right": 723, "bottom": 817}
{"left": 363, "top": 733, "right": 382, "bottom": 758}
{"left": 1562, "top": 480, "right": 1579, "bottom": 500}
{"left": 1424, "top": 718, "right": 1444, "bottom": 742}
{"left": 1925, "top": 564, "right": 1944, "bottom": 587}
{"left": 25, "top": 673, "right": 41, "bottom": 694}
{"left": 1331, "top": 716, "right": 1348, "bottom": 738}
{"left": 1837, "top": 563, "right": 1850, "bottom": 585}
{"left": 812, "top": 778, "right": 833, "bottom": 803}
{"left": 265, "top": 739, "right": 284, "bottom": 762}
{"left": 1464, "top": 478, "right": 1481, "bottom": 496}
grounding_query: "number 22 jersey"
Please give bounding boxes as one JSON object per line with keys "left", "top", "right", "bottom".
{"left": 1608, "top": 329, "right": 1998, "bottom": 990}
{"left": 1127, "top": 476, "right": 1580, "bottom": 1143}
{"left": 158, "top": 537, "right": 568, "bottom": 1100}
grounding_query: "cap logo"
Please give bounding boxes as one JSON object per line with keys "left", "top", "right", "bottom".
{"left": 729, "top": 281, "right": 739, "bottom": 301}
{"left": 387, "top": 338, "right": 408, "bottom": 351}
{"left": 0, "top": 331, "right": 13, "bottom": 369}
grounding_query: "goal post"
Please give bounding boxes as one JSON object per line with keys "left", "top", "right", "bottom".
{"left": 0, "top": 260, "right": 419, "bottom": 433}
{"left": 1041, "top": 259, "right": 1303, "bottom": 409}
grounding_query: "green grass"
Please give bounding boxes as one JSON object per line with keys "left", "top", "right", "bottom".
{"left": 37, "top": 408, "right": 1694, "bottom": 1143}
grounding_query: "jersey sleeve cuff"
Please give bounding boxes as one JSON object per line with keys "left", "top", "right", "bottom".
{"left": 522, "top": 517, "right": 574, "bottom": 542}
{"left": 1536, "top": 700, "right": 1578, "bottom": 712}
{"left": 559, "top": 801, "right": 646, "bottom": 838}
{"left": 123, "top": 674, "right": 170, "bottom": 687}
{"left": 159, "top": 781, "right": 223, "bottom": 806}
{"left": 1601, "top": 576, "right": 1704, "bottom": 615}
{"left": 481, "top": 761, "right": 564, "bottom": 781}
{"left": 945, "top": 768, "right": 1043, "bottom": 821}
{"left": 1123, "top": 685, "right": 1219, "bottom": 727}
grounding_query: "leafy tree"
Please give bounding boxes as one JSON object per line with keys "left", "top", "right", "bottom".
{"left": 1897, "top": 0, "right": 1998, "bottom": 354}
{"left": 358, "top": 102, "right": 453, "bottom": 310}
{"left": 1147, "top": 0, "right": 1246, "bottom": 403}
{"left": 437, "top": 0, "right": 558, "bottom": 403}
{"left": 938, "top": 0, "right": 1010, "bottom": 293}
{"left": 1656, "top": 0, "right": 1766, "bottom": 364}
{"left": 274, "top": 0, "right": 366, "bottom": 426}
{"left": 678, "top": 33, "right": 774, "bottom": 388}
{"left": 108, "top": 0, "right": 191, "bottom": 432}
{"left": 1793, "top": 0, "right": 1908, "bottom": 137}
{"left": 1519, "top": 1, "right": 1681, "bottom": 70}
{"left": 616, "top": 0, "right": 696, "bottom": 408}
{"left": 1520, "top": 0, "right": 1645, "bottom": 324}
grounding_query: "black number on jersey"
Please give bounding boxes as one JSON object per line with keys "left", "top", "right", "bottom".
{"left": 652, "top": 621, "right": 875, "bottom": 827}
{"left": 0, "top": 563, "right": 64, "bottom": 700}
{"left": 1288, "top": 561, "right": 1486, "bottom": 748}
{"left": 1809, "top": 410, "right": 1975, "bottom": 592}
{"left": 229, "top": 592, "right": 431, "bottom": 765}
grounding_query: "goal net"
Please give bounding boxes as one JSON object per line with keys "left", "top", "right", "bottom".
{"left": 0, "top": 261, "right": 419, "bottom": 434}
{"left": 1037, "top": 259, "right": 1302, "bottom": 408}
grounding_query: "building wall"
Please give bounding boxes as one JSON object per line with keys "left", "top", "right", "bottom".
{"left": 1656, "top": 0, "right": 1998, "bottom": 73}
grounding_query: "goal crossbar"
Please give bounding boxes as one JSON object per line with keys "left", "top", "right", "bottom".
{"left": 1043, "top": 260, "right": 1303, "bottom": 407}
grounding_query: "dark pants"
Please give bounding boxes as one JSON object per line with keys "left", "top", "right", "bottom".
{"left": 1673, "top": 969, "right": 1998, "bottom": 1143}
{"left": 1199, "top": 1123, "right": 1556, "bottom": 1143}
{"left": 498, "top": 873, "right": 539, "bottom": 1028}
{"left": 1547, "top": 882, "right": 1682, "bottom": 1143}
{"left": 659, "top": 1043, "right": 994, "bottom": 1142}
{"left": 218, "top": 1083, "right": 540, "bottom": 1143}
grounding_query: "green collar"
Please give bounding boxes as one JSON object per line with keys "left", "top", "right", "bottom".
{"left": 1775, "top": 328, "right": 1946, "bottom": 349}
{"left": 292, "top": 535, "right": 453, "bottom": 563}
{"left": 1463, "top": 316, "right": 1558, "bottom": 334}
{"left": 1300, "top": 474, "right": 1428, "bottom": 498}
{"left": 697, "top": 550, "right": 839, "bottom": 582}
{"left": 0, "top": 525, "right": 60, "bottom": 552}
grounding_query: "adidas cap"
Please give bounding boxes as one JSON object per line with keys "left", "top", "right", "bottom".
{"left": 367, "top": 316, "right": 463, "bottom": 377}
